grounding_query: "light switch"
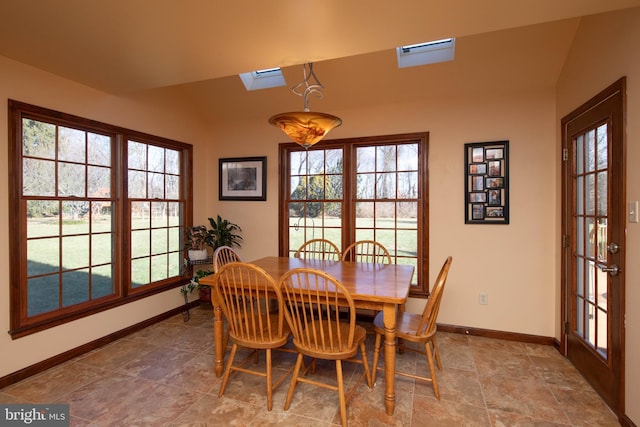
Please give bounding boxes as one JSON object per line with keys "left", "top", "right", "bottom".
{"left": 628, "top": 201, "right": 639, "bottom": 223}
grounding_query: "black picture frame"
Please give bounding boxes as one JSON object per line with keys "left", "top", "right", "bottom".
{"left": 219, "top": 156, "right": 267, "bottom": 201}
{"left": 464, "top": 141, "right": 509, "bottom": 224}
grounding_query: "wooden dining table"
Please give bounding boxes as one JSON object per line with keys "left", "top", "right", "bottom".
{"left": 198, "top": 256, "right": 414, "bottom": 416}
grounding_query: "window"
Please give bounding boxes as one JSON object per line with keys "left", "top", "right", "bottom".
{"left": 279, "top": 132, "right": 429, "bottom": 296}
{"left": 396, "top": 38, "right": 455, "bottom": 68}
{"left": 8, "top": 100, "right": 193, "bottom": 337}
{"left": 238, "top": 67, "right": 286, "bottom": 91}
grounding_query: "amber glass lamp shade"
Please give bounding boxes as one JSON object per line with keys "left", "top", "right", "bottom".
{"left": 269, "top": 111, "right": 342, "bottom": 149}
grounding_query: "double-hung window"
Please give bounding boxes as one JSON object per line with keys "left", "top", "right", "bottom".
{"left": 9, "top": 100, "right": 192, "bottom": 337}
{"left": 279, "top": 132, "right": 429, "bottom": 296}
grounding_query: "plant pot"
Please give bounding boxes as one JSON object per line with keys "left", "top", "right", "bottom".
{"left": 199, "top": 286, "right": 211, "bottom": 303}
{"left": 188, "top": 249, "right": 208, "bottom": 261}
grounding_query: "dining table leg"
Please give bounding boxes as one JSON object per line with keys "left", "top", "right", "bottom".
{"left": 382, "top": 302, "right": 397, "bottom": 415}
{"left": 213, "top": 302, "right": 225, "bottom": 377}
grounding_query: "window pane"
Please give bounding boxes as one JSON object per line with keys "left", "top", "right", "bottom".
{"left": 376, "top": 173, "right": 396, "bottom": 199}
{"left": 132, "top": 202, "right": 150, "bottom": 229}
{"left": 88, "top": 166, "right": 111, "bottom": 198}
{"left": 62, "top": 269, "right": 89, "bottom": 307}
{"left": 28, "top": 276, "right": 60, "bottom": 316}
{"left": 128, "top": 140, "right": 147, "bottom": 170}
{"left": 92, "top": 234, "right": 112, "bottom": 265}
{"left": 356, "top": 174, "right": 375, "bottom": 199}
{"left": 87, "top": 133, "right": 111, "bottom": 166}
{"left": 23, "top": 158, "right": 56, "bottom": 196}
{"left": 148, "top": 172, "right": 165, "bottom": 199}
{"left": 166, "top": 175, "right": 180, "bottom": 199}
{"left": 128, "top": 170, "right": 147, "bottom": 198}
{"left": 62, "top": 201, "right": 89, "bottom": 234}
{"left": 398, "top": 144, "right": 418, "bottom": 170}
{"left": 148, "top": 145, "right": 165, "bottom": 172}
{"left": 62, "top": 235, "right": 90, "bottom": 270}
{"left": 398, "top": 172, "right": 418, "bottom": 198}
{"left": 27, "top": 201, "right": 59, "bottom": 238}
{"left": 375, "top": 202, "right": 396, "bottom": 228}
{"left": 356, "top": 146, "right": 375, "bottom": 172}
{"left": 132, "top": 230, "right": 150, "bottom": 258}
{"left": 22, "top": 119, "right": 55, "bottom": 159}
{"left": 151, "top": 254, "right": 169, "bottom": 282}
{"left": 166, "top": 149, "right": 180, "bottom": 174}
{"left": 92, "top": 265, "right": 114, "bottom": 298}
{"left": 151, "top": 228, "right": 167, "bottom": 255}
{"left": 308, "top": 150, "right": 325, "bottom": 174}
{"left": 92, "top": 202, "right": 112, "bottom": 232}
{"left": 59, "top": 163, "right": 86, "bottom": 197}
{"left": 131, "top": 258, "right": 150, "bottom": 288}
{"left": 58, "top": 126, "right": 86, "bottom": 163}
{"left": 307, "top": 175, "right": 325, "bottom": 199}
{"left": 376, "top": 145, "right": 396, "bottom": 172}
{"left": 28, "top": 238, "right": 59, "bottom": 276}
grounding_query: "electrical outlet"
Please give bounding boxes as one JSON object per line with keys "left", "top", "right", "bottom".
{"left": 479, "top": 292, "right": 488, "bottom": 305}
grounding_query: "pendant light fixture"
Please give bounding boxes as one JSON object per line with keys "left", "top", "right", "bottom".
{"left": 269, "top": 63, "right": 342, "bottom": 149}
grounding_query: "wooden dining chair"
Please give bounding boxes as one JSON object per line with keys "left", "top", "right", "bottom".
{"left": 279, "top": 268, "right": 372, "bottom": 427}
{"left": 213, "top": 245, "right": 242, "bottom": 272}
{"left": 371, "top": 256, "right": 453, "bottom": 399}
{"left": 341, "top": 240, "right": 391, "bottom": 264}
{"left": 212, "top": 262, "right": 292, "bottom": 411}
{"left": 294, "top": 238, "right": 341, "bottom": 261}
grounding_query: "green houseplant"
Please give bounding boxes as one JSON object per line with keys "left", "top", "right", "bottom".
{"left": 207, "top": 215, "right": 243, "bottom": 249}
{"left": 185, "top": 225, "right": 212, "bottom": 261}
{"left": 182, "top": 216, "right": 242, "bottom": 302}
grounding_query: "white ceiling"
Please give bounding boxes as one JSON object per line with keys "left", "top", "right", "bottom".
{"left": 1, "top": 0, "right": 639, "bottom": 124}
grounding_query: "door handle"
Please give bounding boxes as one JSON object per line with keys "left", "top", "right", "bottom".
{"left": 597, "top": 263, "right": 621, "bottom": 276}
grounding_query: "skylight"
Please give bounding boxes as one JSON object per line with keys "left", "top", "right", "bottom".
{"left": 239, "top": 67, "right": 286, "bottom": 91}
{"left": 396, "top": 38, "right": 455, "bottom": 68}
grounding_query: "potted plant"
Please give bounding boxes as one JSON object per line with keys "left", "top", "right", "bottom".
{"left": 180, "top": 268, "right": 215, "bottom": 302}
{"left": 207, "top": 215, "right": 243, "bottom": 249}
{"left": 185, "top": 225, "right": 212, "bottom": 261}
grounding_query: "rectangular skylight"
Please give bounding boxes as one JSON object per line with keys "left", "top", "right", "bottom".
{"left": 239, "top": 67, "right": 286, "bottom": 91}
{"left": 396, "top": 38, "right": 455, "bottom": 68}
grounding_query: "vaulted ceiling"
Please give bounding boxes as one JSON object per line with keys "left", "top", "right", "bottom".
{"left": 1, "top": 0, "right": 639, "bottom": 124}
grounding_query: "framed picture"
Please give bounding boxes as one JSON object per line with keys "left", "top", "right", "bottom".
{"left": 219, "top": 156, "right": 267, "bottom": 201}
{"left": 464, "top": 141, "right": 509, "bottom": 224}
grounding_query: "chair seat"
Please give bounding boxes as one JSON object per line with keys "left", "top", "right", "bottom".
{"left": 294, "top": 322, "right": 367, "bottom": 360}
{"left": 372, "top": 310, "right": 436, "bottom": 343}
{"left": 230, "top": 313, "right": 291, "bottom": 349}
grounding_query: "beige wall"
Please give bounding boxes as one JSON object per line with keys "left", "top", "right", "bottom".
{"left": 557, "top": 8, "right": 640, "bottom": 423}
{"left": 208, "top": 90, "right": 558, "bottom": 338}
{"left": 0, "top": 55, "right": 208, "bottom": 376}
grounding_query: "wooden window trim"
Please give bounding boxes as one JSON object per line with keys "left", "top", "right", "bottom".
{"left": 8, "top": 100, "right": 193, "bottom": 338}
{"left": 278, "top": 132, "right": 429, "bottom": 297}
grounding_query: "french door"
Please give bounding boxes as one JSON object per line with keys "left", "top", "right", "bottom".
{"left": 561, "top": 78, "right": 625, "bottom": 415}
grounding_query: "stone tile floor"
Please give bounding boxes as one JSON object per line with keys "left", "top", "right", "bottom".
{"left": 0, "top": 305, "right": 620, "bottom": 426}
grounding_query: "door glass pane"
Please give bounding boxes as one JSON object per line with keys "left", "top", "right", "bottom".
{"left": 585, "top": 174, "right": 595, "bottom": 215}
{"left": 597, "top": 307, "right": 608, "bottom": 357}
{"left": 575, "top": 135, "right": 584, "bottom": 174}
{"left": 597, "top": 171, "right": 608, "bottom": 216}
{"left": 576, "top": 176, "right": 584, "bottom": 215}
{"left": 596, "top": 124, "right": 608, "bottom": 170}
{"left": 586, "top": 129, "right": 596, "bottom": 172}
{"left": 576, "top": 296, "right": 584, "bottom": 335}
{"left": 576, "top": 217, "right": 584, "bottom": 256}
